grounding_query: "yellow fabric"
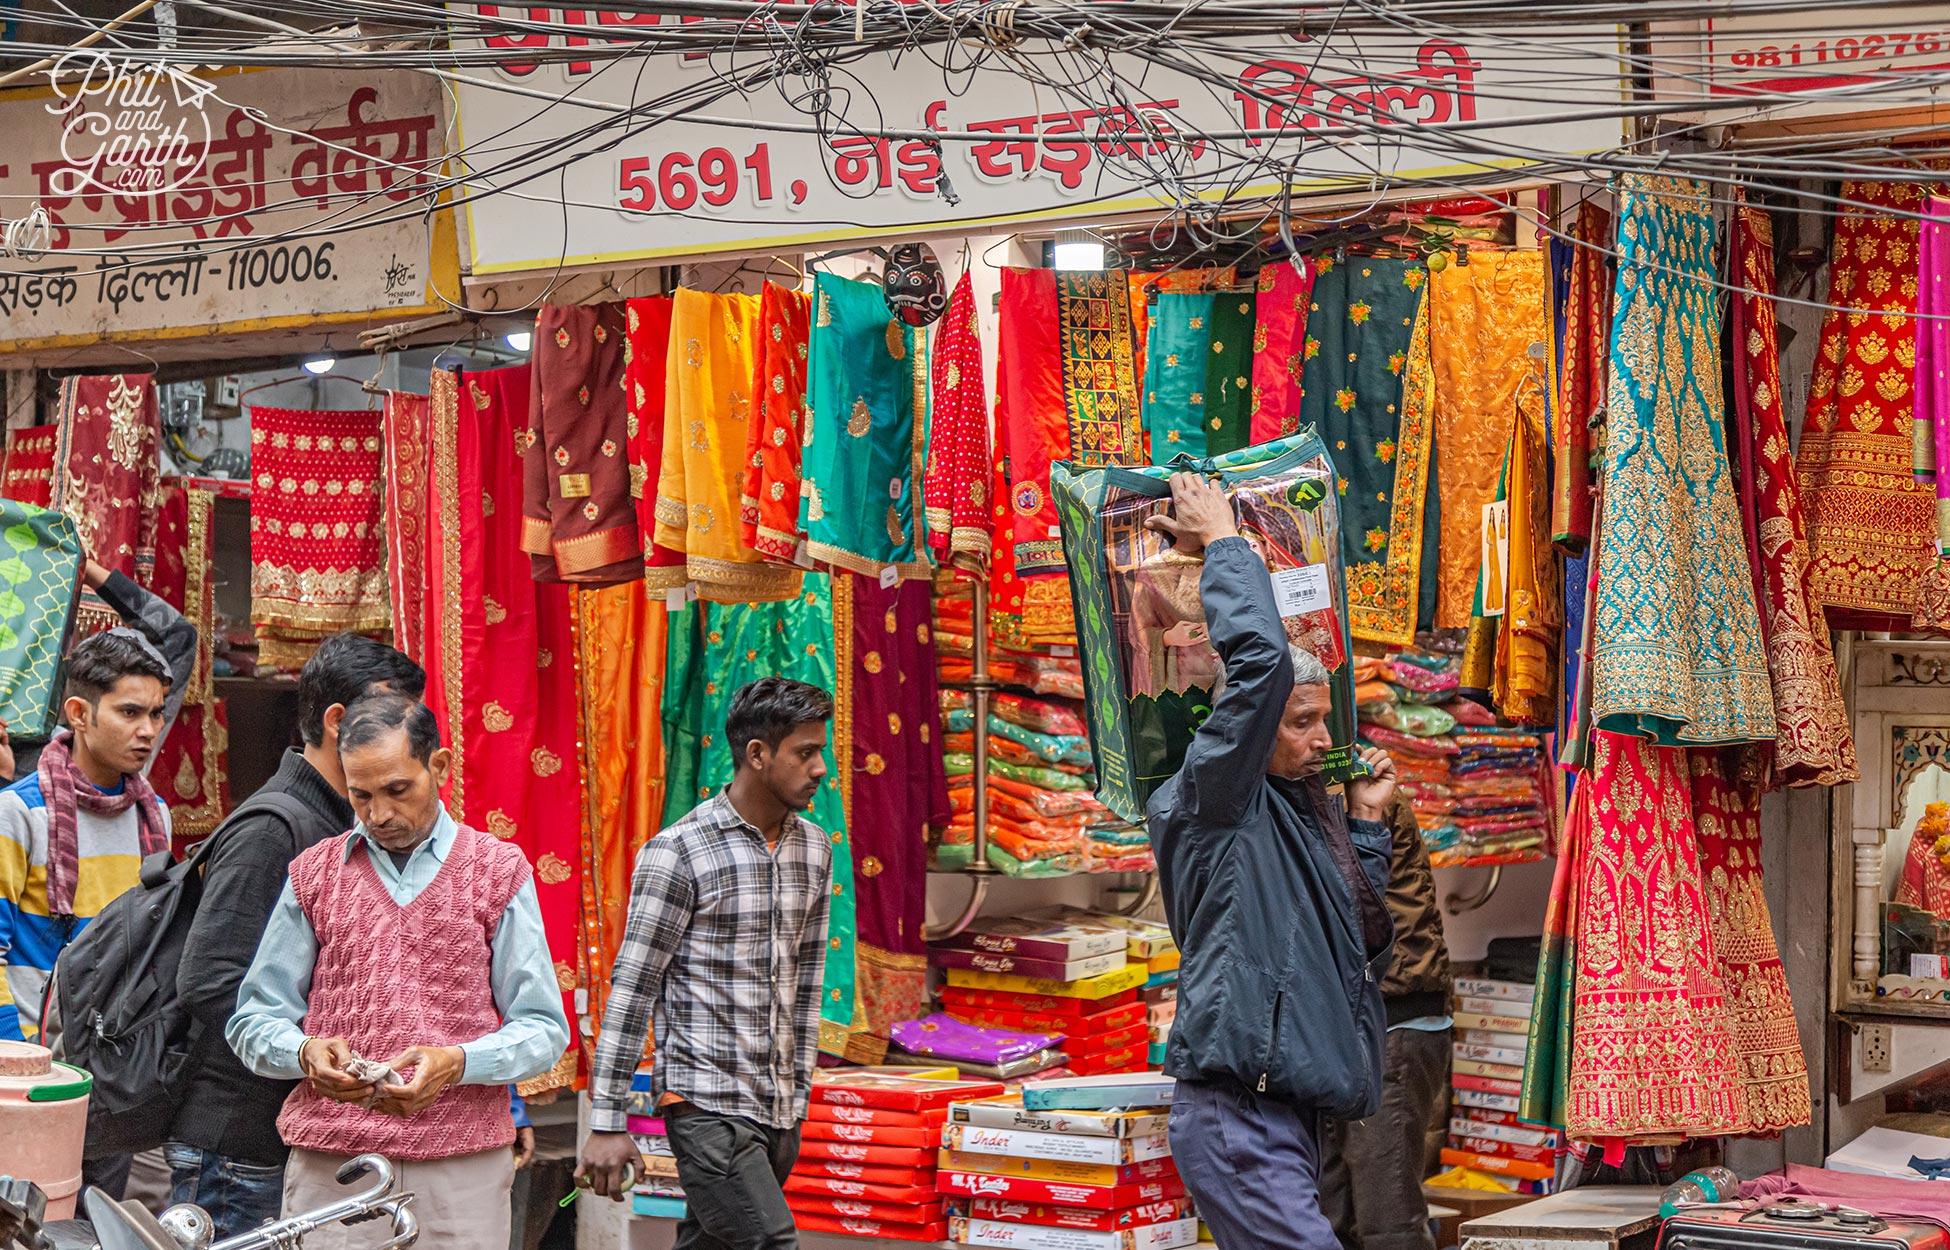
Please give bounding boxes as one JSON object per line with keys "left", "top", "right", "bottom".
{"left": 654, "top": 289, "right": 802, "bottom": 604}
{"left": 1427, "top": 253, "right": 1549, "bottom": 629}
{"left": 573, "top": 582, "right": 667, "bottom": 1064}
{"left": 1496, "top": 385, "right": 1559, "bottom": 724}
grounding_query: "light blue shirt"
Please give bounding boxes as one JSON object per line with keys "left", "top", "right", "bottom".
{"left": 226, "top": 806, "right": 570, "bottom": 1085}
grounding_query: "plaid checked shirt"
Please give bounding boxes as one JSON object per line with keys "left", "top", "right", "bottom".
{"left": 588, "top": 792, "right": 833, "bottom": 1132}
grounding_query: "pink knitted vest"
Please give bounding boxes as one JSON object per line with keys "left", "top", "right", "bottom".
{"left": 276, "top": 822, "right": 531, "bottom": 1160}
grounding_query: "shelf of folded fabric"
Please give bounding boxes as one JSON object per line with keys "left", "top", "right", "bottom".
{"left": 931, "top": 597, "right": 1155, "bottom": 881}
{"left": 1353, "top": 648, "right": 1557, "bottom": 868}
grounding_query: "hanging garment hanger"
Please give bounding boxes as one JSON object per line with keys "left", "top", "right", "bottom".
{"left": 238, "top": 373, "right": 376, "bottom": 406}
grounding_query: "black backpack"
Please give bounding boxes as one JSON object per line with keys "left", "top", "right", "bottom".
{"left": 42, "top": 790, "right": 311, "bottom": 1160}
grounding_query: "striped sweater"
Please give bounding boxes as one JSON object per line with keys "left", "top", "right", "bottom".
{"left": 0, "top": 772, "right": 170, "bottom": 1040}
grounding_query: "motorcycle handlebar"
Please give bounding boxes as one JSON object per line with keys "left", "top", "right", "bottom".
{"left": 208, "top": 1154, "right": 414, "bottom": 1250}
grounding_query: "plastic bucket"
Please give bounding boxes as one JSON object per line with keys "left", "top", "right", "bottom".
{"left": 0, "top": 1038, "right": 92, "bottom": 1220}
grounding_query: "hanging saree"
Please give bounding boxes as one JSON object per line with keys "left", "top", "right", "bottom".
{"left": 835, "top": 573, "right": 949, "bottom": 1034}
{"left": 657, "top": 288, "right": 803, "bottom": 604}
{"left": 1688, "top": 746, "right": 1811, "bottom": 1134}
{"left": 924, "top": 273, "right": 994, "bottom": 577}
{"left": 804, "top": 274, "right": 929, "bottom": 579}
{"left": 1428, "top": 252, "right": 1547, "bottom": 629}
{"left": 658, "top": 577, "right": 862, "bottom": 1057}
{"left": 1915, "top": 199, "right": 1950, "bottom": 630}
{"left": 1057, "top": 270, "right": 1145, "bottom": 466}
{"left": 997, "top": 268, "right": 1069, "bottom": 578}
{"left": 1302, "top": 257, "right": 1434, "bottom": 647}
{"left": 1568, "top": 729, "right": 1748, "bottom": 1145}
{"left": 1143, "top": 292, "right": 1220, "bottom": 461}
{"left": 1554, "top": 203, "right": 1612, "bottom": 555}
{"left": 1591, "top": 176, "right": 1774, "bottom": 746}
{"left": 624, "top": 295, "right": 688, "bottom": 591}
{"left": 0, "top": 500, "right": 83, "bottom": 742}
{"left": 1, "top": 427, "right": 55, "bottom": 507}
{"left": 1801, "top": 178, "right": 1941, "bottom": 628}
{"left": 148, "top": 482, "right": 229, "bottom": 850}
{"left": 1203, "top": 290, "right": 1255, "bottom": 458}
{"left": 52, "top": 374, "right": 161, "bottom": 634}
{"left": 1519, "top": 777, "right": 1584, "bottom": 1130}
{"left": 248, "top": 405, "right": 389, "bottom": 670}
{"left": 522, "top": 302, "right": 641, "bottom": 586}
{"left": 425, "top": 365, "right": 586, "bottom": 1092}
{"left": 1495, "top": 383, "right": 1558, "bottom": 726}
{"left": 573, "top": 582, "right": 667, "bottom": 1067}
{"left": 383, "top": 392, "right": 432, "bottom": 660}
{"left": 1248, "top": 259, "right": 1317, "bottom": 444}
{"left": 741, "top": 282, "right": 813, "bottom": 563}
{"left": 1730, "top": 203, "right": 1858, "bottom": 787}
{"left": 1130, "top": 265, "right": 1239, "bottom": 387}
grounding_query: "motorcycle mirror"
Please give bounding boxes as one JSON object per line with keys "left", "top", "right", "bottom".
{"left": 82, "top": 1188, "right": 179, "bottom": 1250}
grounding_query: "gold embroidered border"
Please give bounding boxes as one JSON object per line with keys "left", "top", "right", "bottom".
{"left": 687, "top": 553, "right": 803, "bottom": 603}
{"left": 1347, "top": 293, "right": 1434, "bottom": 646}
{"left": 515, "top": 1046, "right": 578, "bottom": 1097}
{"left": 805, "top": 541, "right": 932, "bottom": 584}
{"left": 430, "top": 368, "right": 467, "bottom": 819}
{"left": 833, "top": 572, "right": 855, "bottom": 827}
{"left": 752, "top": 523, "right": 800, "bottom": 563}
{"left": 183, "top": 488, "right": 216, "bottom": 704}
{"left": 640, "top": 564, "right": 690, "bottom": 592}
{"left": 520, "top": 515, "right": 552, "bottom": 556}
{"left": 555, "top": 524, "right": 640, "bottom": 575}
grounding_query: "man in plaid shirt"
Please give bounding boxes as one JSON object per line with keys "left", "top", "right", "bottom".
{"left": 577, "top": 676, "right": 835, "bottom": 1249}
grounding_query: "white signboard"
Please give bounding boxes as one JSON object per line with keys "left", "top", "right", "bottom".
{"left": 452, "top": 14, "right": 1625, "bottom": 274}
{"left": 0, "top": 65, "right": 456, "bottom": 351}
{"left": 1703, "top": 8, "right": 1950, "bottom": 95}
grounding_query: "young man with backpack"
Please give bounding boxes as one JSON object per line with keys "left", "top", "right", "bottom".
{"left": 0, "top": 629, "right": 175, "bottom": 1045}
{"left": 164, "top": 635, "right": 426, "bottom": 1239}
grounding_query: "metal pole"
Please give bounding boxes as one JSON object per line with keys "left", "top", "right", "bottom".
{"left": 969, "top": 576, "right": 997, "bottom": 876}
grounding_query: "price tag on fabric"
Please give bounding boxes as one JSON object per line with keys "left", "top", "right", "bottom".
{"left": 665, "top": 588, "right": 686, "bottom": 612}
{"left": 1479, "top": 500, "right": 1510, "bottom": 619}
{"left": 1271, "top": 563, "right": 1332, "bottom": 618}
{"left": 793, "top": 539, "right": 814, "bottom": 569}
{"left": 1050, "top": 645, "right": 1076, "bottom": 657}
{"left": 686, "top": 581, "right": 701, "bottom": 603}
{"left": 879, "top": 565, "right": 900, "bottom": 589}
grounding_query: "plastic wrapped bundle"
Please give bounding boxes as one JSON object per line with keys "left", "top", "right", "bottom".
{"left": 1051, "top": 429, "right": 1361, "bottom": 820}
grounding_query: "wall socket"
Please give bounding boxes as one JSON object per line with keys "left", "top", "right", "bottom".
{"left": 1861, "top": 1022, "right": 1894, "bottom": 1074}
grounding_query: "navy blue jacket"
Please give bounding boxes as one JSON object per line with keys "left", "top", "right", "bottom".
{"left": 1145, "top": 537, "right": 1394, "bottom": 1118}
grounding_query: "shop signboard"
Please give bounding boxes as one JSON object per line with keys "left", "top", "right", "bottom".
{"left": 450, "top": 16, "right": 1626, "bottom": 274}
{"left": 1652, "top": 5, "right": 1950, "bottom": 121}
{"left": 0, "top": 65, "right": 459, "bottom": 353}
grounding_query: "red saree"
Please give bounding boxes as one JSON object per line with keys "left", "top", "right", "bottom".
{"left": 1248, "top": 258, "right": 1317, "bottom": 443}
{"left": 426, "top": 365, "right": 585, "bottom": 1093}
{"left": 835, "top": 573, "right": 950, "bottom": 1033}
{"left": 1568, "top": 730, "right": 1747, "bottom": 1145}
{"left": 53, "top": 374, "right": 161, "bottom": 633}
{"left": 248, "top": 406, "right": 389, "bottom": 670}
{"left": 924, "top": 273, "right": 994, "bottom": 577}
{"left": 1554, "top": 203, "right": 1610, "bottom": 555}
{"left": 1800, "top": 178, "right": 1941, "bottom": 628}
{"left": 741, "top": 282, "right": 812, "bottom": 563}
{"left": 997, "top": 268, "right": 1069, "bottom": 578}
{"left": 1, "top": 427, "right": 56, "bottom": 507}
{"left": 148, "top": 482, "right": 229, "bottom": 852}
{"left": 1687, "top": 746, "right": 1811, "bottom": 1134}
{"left": 383, "top": 392, "right": 432, "bottom": 660}
{"left": 624, "top": 295, "right": 687, "bottom": 590}
{"left": 1729, "top": 204, "right": 1858, "bottom": 789}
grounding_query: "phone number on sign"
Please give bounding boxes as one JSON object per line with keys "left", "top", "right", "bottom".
{"left": 1724, "top": 30, "right": 1950, "bottom": 69}
{"left": 616, "top": 144, "right": 809, "bottom": 214}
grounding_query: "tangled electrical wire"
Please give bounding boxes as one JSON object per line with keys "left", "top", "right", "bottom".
{"left": 11, "top": 0, "right": 1950, "bottom": 308}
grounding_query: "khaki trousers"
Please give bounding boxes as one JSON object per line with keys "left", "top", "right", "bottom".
{"left": 282, "top": 1146, "right": 514, "bottom": 1250}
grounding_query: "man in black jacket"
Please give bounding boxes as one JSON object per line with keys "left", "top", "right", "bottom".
{"left": 165, "top": 634, "right": 426, "bottom": 1239}
{"left": 1144, "top": 473, "right": 1397, "bottom": 1250}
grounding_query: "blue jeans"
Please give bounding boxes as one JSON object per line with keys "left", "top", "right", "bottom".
{"left": 163, "top": 1143, "right": 284, "bottom": 1241}
{"left": 1169, "top": 1077, "right": 1338, "bottom": 1250}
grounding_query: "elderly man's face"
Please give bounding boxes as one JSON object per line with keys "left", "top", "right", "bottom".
{"left": 1268, "top": 682, "right": 1335, "bottom": 778}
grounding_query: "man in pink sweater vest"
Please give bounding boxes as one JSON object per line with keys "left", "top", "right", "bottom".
{"left": 227, "top": 694, "right": 570, "bottom": 1249}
